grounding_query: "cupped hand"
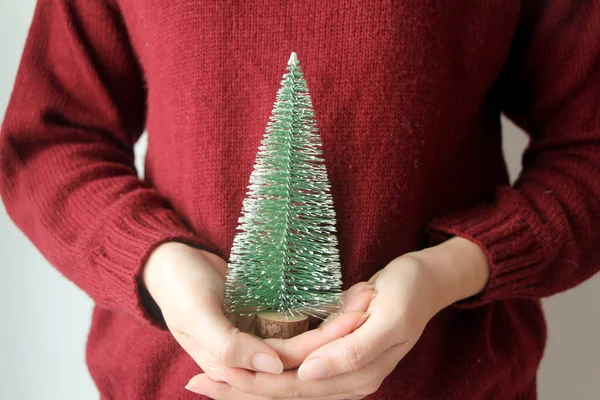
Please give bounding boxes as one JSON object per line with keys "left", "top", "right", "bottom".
{"left": 183, "top": 281, "right": 376, "bottom": 399}
{"left": 143, "top": 242, "right": 375, "bottom": 394}
{"left": 184, "top": 237, "right": 489, "bottom": 399}
{"left": 184, "top": 256, "right": 434, "bottom": 400}
{"left": 142, "top": 242, "right": 286, "bottom": 380}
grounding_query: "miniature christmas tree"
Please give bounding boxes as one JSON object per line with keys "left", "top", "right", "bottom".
{"left": 224, "top": 52, "right": 342, "bottom": 338}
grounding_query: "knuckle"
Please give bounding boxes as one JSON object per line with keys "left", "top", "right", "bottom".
{"left": 285, "top": 389, "right": 305, "bottom": 398}
{"left": 278, "top": 381, "right": 307, "bottom": 399}
{"left": 218, "top": 326, "right": 243, "bottom": 365}
{"left": 344, "top": 344, "right": 364, "bottom": 372}
{"left": 237, "top": 368, "right": 260, "bottom": 393}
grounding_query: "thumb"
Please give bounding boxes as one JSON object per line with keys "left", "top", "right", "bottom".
{"left": 190, "top": 292, "right": 284, "bottom": 374}
{"left": 264, "top": 285, "right": 375, "bottom": 369}
{"left": 264, "top": 310, "right": 369, "bottom": 369}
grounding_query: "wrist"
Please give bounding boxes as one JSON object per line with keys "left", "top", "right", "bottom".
{"left": 142, "top": 242, "right": 190, "bottom": 301}
{"left": 142, "top": 242, "right": 226, "bottom": 301}
{"left": 409, "top": 236, "right": 490, "bottom": 309}
{"left": 137, "top": 242, "right": 188, "bottom": 325}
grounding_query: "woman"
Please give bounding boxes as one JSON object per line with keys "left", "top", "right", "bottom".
{"left": 1, "top": 1, "right": 599, "bottom": 399}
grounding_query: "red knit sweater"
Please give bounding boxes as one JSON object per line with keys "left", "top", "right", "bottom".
{"left": 2, "top": 1, "right": 600, "bottom": 399}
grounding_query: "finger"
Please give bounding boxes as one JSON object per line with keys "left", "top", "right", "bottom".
{"left": 263, "top": 284, "right": 374, "bottom": 370}
{"left": 199, "top": 311, "right": 284, "bottom": 373}
{"left": 187, "top": 373, "right": 356, "bottom": 400}
{"left": 203, "top": 344, "right": 405, "bottom": 399}
{"left": 342, "top": 281, "right": 373, "bottom": 309}
{"left": 298, "top": 307, "right": 401, "bottom": 380}
{"left": 186, "top": 374, "right": 260, "bottom": 399}
{"left": 265, "top": 310, "right": 368, "bottom": 369}
{"left": 367, "top": 269, "right": 383, "bottom": 285}
{"left": 190, "top": 295, "right": 283, "bottom": 374}
{"left": 308, "top": 282, "right": 373, "bottom": 329}
{"left": 340, "top": 286, "right": 375, "bottom": 314}
{"left": 314, "top": 281, "right": 373, "bottom": 319}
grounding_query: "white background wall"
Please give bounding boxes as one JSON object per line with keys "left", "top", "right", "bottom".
{"left": 1, "top": 2, "right": 599, "bottom": 399}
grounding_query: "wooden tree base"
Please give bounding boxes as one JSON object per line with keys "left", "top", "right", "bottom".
{"left": 255, "top": 312, "right": 309, "bottom": 339}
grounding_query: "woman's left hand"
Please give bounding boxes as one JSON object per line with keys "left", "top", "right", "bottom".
{"left": 186, "top": 237, "right": 490, "bottom": 399}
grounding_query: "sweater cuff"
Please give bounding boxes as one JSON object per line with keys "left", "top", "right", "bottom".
{"left": 89, "top": 205, "right": 221, "bottom": 328}
{"left": 427, "top": 196, "right": 546, "bottom": 308}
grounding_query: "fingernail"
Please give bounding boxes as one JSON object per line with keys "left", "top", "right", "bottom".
{"left": 364, "top": 284, "right": 375, "bottom": 291}
{"left": 205, "top": 365, "right": 225, "bottom": 382}
{"left": 185, "top": 378, "right": 205, "bottom": 394}
{"left": 298, "top": 357, "right": 331, "bottom": 381}
{"left": 185, "top": 384, "right": 205, "bottom": 395}
{"left": 251, "top": 353, "right": 283, "bottom": 374}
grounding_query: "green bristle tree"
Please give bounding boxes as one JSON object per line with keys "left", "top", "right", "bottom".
{"left": 224, "top": 52, "right": 342, "bottom": 335}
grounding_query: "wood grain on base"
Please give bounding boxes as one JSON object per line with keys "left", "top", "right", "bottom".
{"left": 255, "top": 312, "right": 309, "bottom": 339}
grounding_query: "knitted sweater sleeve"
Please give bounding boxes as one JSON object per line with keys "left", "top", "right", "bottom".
{"left": 0, "top": 1, "right": 216, "bottom": 325}
{"left": 428, "top": 1, "right": 600, "bottom": 306}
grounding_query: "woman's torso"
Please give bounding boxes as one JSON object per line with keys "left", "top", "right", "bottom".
{"left": 88, "top": 1, "right": 545, "bottom": 398}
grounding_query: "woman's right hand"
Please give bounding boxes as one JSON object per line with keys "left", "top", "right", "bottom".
{"left": 142, "top": 242, "right": 285, "bottom": 381}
